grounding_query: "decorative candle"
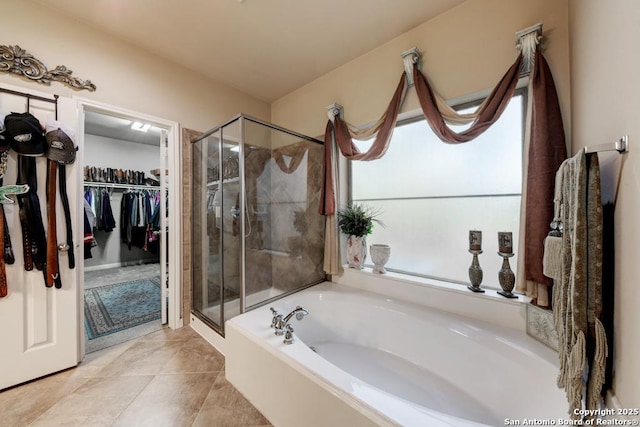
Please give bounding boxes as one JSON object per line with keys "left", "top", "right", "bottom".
{"left": 498, "top": 232, "right": 513, "bottom": 254}
{"left": 469, "top": 230, "right": 482, "bottom": 251}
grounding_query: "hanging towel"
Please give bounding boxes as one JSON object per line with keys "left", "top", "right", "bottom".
{"left": 543, "top": 162, "right": 566, "bottom": 281}
{"left": 553, "top": 150, "right": 607, "bottom": 419}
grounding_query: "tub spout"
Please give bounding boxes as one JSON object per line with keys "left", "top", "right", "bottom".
{"left": 283, "top": 306, "right": 309, "bottom": 325}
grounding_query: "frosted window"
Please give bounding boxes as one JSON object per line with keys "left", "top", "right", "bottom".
{"left": 351, "top": 94, "right": 524, "bottom": 289}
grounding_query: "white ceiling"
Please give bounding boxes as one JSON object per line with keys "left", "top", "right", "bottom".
{"left": 30, "top": 0, "right": 466, "bottom": 103}
{"left": 84, "top": 110, "right": 163, "bottom": 146}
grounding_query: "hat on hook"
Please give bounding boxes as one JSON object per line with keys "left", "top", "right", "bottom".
{"left": 0, "top": 112, "right": 9, "bottom": 153}
{"left": 45, "top": 120, "right": 77, "bottom": 164}
{"left": 4, "top": 112, "right": 46, "bottom": 156}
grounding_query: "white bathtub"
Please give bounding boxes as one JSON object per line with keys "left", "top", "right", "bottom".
{"left": 225, "top": 281, "right": 567, "bottom": 426}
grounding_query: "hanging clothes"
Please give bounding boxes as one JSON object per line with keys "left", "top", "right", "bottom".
{"left": 100, "top": 189, "right": 116, "bottom": 232}
{"left": 84, "top": 187, "right": 116, "bottom": 232}
{"left": 83, "top": 199, "right": 96, "bottom": 259}
{"left": 120, "top": 189, "right": 161, "bottom": 252}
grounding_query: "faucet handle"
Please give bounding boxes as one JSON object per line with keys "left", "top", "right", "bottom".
{"left": 283, "top": 324, "right": 295, "bottom": 345}
{"left": 270, "top": 307, "right": 282, "bottom": 329}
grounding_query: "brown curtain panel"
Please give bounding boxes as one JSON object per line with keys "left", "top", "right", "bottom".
{"left": 319, "top": 121, "right": 337, "bottom": 216}
{"left": 524, "top": 46, "right": 567, "bottom": 286}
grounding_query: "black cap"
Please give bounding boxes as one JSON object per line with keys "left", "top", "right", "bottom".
{"left": 4, "top": 112, "right": 46, "bottom": 156}
{"left": 45, "top": 121, "right": 77, "bottom": 164}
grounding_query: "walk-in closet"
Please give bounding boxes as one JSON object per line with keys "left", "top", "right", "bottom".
{"left": 82, "top": 110, "right": 168, "bottom": 353}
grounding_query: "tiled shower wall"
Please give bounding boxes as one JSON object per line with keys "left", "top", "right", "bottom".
{"left": 244, "top": 140, "right": 325, "bottom": 297}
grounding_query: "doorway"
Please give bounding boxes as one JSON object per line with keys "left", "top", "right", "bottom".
{"left": 77, "top": 102, "right": 181, "bottom": 354}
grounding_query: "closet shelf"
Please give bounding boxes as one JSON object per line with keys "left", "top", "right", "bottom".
{"left": 83, "top": 181, "right": 160, "bottom": 191}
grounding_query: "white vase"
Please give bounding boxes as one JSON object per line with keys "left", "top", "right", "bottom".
{"left": 346, "top": 235, "right": 366, "bottom": 269}
{"left": 370, "top": 244, "right": 391, "bottom": 274}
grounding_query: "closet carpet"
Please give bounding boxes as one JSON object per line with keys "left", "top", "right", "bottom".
{"left": 84, "top": 264, "right": 163, "bottom": 354}
{"left": 1, "top": 327, "right": 272, "bottom": 427}
{"left": 84, "top": 278, "right": 162, "bottom": 340}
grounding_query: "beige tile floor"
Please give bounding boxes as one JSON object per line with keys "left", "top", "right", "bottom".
{"left": 1, "top": 327, "right": 272, "bottom": 427}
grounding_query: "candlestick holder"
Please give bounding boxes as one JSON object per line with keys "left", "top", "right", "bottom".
{"left": 467, "top": 249, "right": 485, "bottom": 293}
{"left": 497, "top": 252, "right": 518, "bottom": 298}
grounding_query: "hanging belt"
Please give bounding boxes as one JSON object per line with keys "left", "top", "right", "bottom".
{"left": 16, "top": 159, "right": 34, "bottom": 271}
{"left": 0, "top": 205, "right": 6, "bottom": 297}
{"left": 0, "top": 182, "right": 29, "bottom": 297}
{"left": 17, "top": 156, "right": 48, "bottom": 281}
{"left": 0, "top": 152, "right": 13, "bottom": 266}
{"left": 2, "top": 207, "right": 14, "bottom": 265}
{"left": 46, "top": 160, "right": 61, "bottom": 288}
{"left": 58, "top": 165, "right": 74, "bottom": 269}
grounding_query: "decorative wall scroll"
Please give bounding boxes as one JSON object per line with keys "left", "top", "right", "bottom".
{"left": 0, "top": 45, "right": 96, "bottom": 92}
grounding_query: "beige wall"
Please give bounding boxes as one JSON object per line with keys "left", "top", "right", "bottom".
{"left": 1, "top": 0, "right": 269, "bottom": 330}
{"left": 272, "top": 0, "right": 570, "bottom": 141}
{"left": 569, "top": 0, "right": 640, "bottom": 409}
{"left": 0, "top": 0, "right": 270, "bottom": 132}
{"left": 272, "top": 0, "right": 639, "bottom": 410}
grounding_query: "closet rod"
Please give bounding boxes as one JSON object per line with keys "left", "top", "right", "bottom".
{"left": 0, "top": 87, "right": 58, "bottom": 104}
{"left": 584, "top": 135, "right": 629, "bottom": 154}
{"left": 83, "top": 181, "right": 160, "bottom": 191}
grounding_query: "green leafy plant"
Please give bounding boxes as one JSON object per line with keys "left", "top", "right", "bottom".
{"left": 337, "top": 203, "right": 382, "bottom": 237}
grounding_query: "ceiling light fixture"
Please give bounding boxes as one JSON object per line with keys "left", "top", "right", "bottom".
{"left": 131, "top": 122, "right": 151, "bottom": 132}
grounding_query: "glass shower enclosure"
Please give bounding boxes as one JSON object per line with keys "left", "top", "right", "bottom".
{"left": 191, "top": 114, "right": 326, "bottom": 335}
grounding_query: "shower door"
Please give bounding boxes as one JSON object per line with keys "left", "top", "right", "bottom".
{"left": 191, "top": 115, "right": 325, "bottom": 336}
{"left": 191, "top": 120, "right": 243, "bottom": 333}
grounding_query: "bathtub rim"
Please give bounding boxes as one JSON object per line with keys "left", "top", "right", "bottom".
{"left": 332, "top": 264, "right": 531, "bottom": 333}
{"left": 225, "top": 281, "right": 557, "bottom": 427}
{"left": 225, "top": 306, "right": 402, "bottom": 427}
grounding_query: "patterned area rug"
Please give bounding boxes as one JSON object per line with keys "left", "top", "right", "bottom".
{"left": 84, "top": 278, "right": 162, "bottom": 340}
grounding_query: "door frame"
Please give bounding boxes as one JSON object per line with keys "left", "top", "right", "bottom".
{"left": 75, "top": 98, "right": 183, "bottom": 357}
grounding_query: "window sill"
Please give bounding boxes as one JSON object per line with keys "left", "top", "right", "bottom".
{"left": 332, "top": 265, "right": 531, "bottom": 332}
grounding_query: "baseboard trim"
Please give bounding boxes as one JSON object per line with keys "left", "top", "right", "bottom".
{"left": 84, "top": 260, "right": 159, "bottom": 272}
{"left": 190, "top": 316, "right": 226, "bottom": 356}
{"left": 605, "top": 391, "right": 637, "bottom": 421}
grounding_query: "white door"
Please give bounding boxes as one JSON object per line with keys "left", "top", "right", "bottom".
{"left": 0, "top": 83, "right": 81, "bottom": 390}
{"left": 160, "top": 129, "right": 168, "bottom": 324}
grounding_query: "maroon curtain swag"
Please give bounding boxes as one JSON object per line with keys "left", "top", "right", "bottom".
{"left": 319, "top": 72, "right": 407, "bottom": 215}
{"left": 334, "top": 73, "right": 407, "bottom": 161}
{"left": 274, "top": 148, "right": 307, "bottom": 174}
{"left": 525, "top": 46, "right": 567, "bottom": 286}
{"left": 412, "top": 53, "right": 523, "bottom": 143}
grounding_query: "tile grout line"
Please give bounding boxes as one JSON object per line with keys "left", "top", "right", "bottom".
{"left": 188, "top": 372, "right": 220, "bottom": 427}
{"left": 107, "top": 374, "right": 157, "bottom": 427}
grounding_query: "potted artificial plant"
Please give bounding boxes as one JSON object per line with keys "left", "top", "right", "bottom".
{"left": 337, "top": 203, "right": 381, "bottom": 269}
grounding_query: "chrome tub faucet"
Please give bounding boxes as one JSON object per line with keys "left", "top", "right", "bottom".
{"left": 270, "top": 306, "right": 309, "bottom": 342}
